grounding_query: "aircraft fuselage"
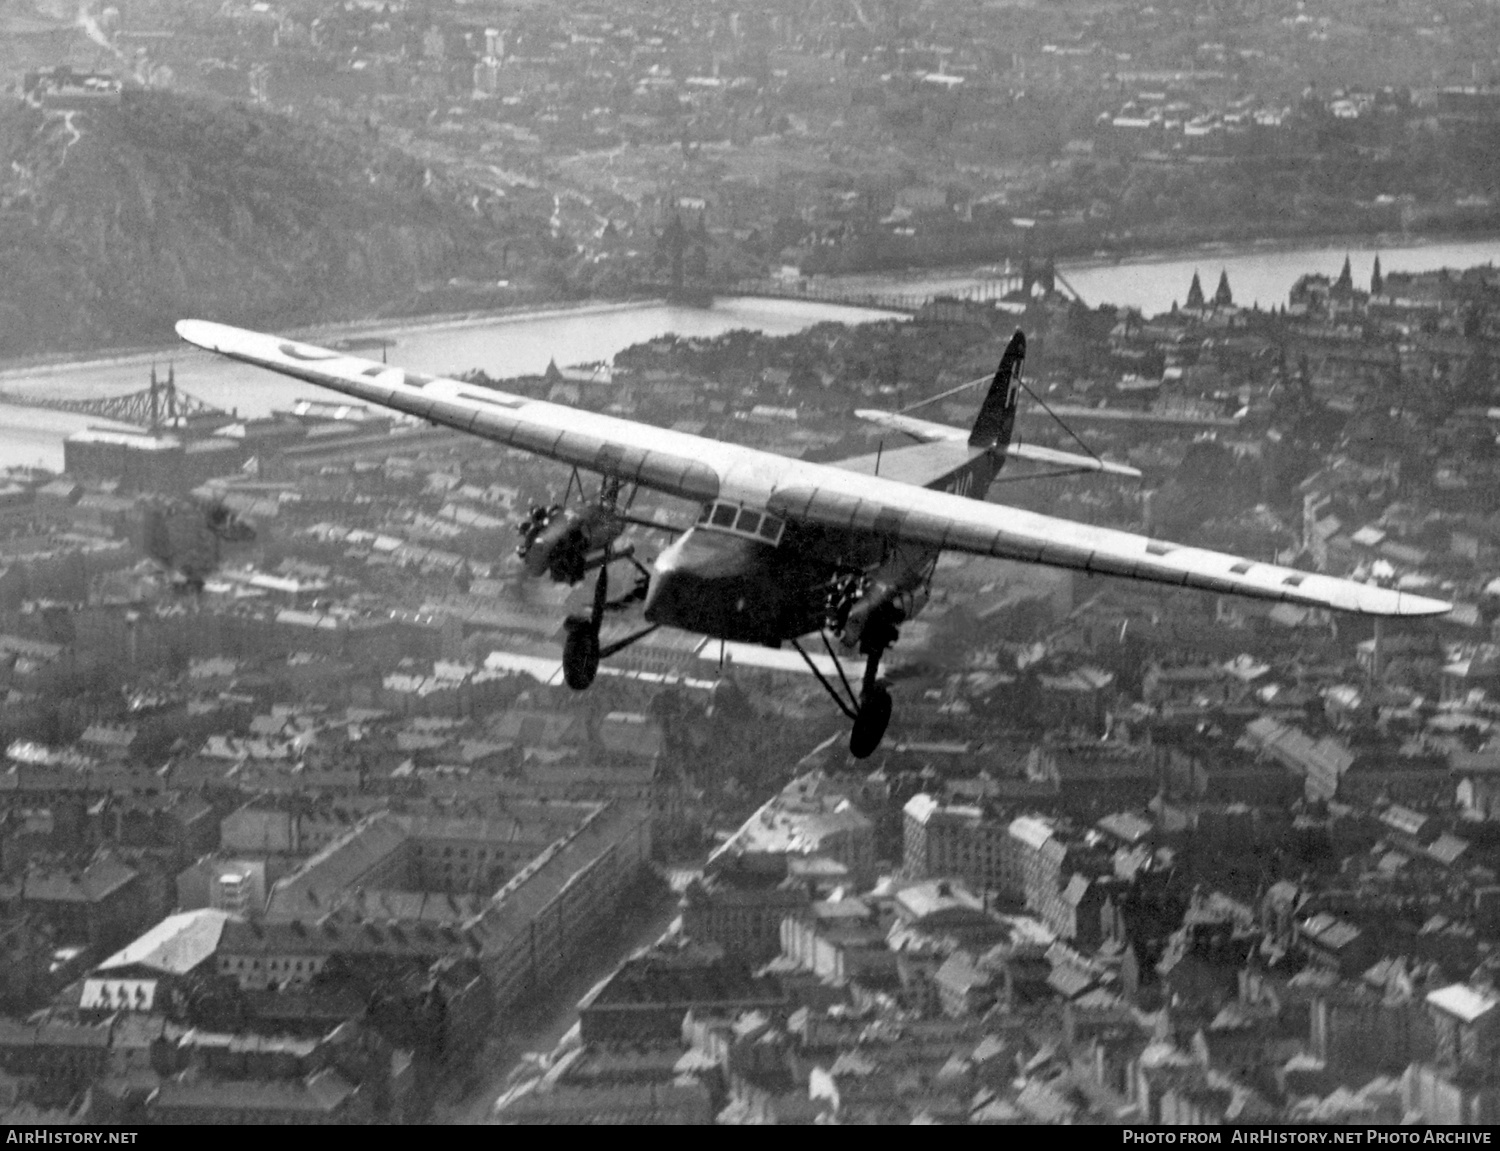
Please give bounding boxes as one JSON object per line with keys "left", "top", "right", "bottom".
{"left": 644, "top": 526, "right": 826, "bottom": 643}
{"left": 642, "top": 512, "right": 934, "bottom": 646}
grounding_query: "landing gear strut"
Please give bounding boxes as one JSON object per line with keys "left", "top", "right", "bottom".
{"left": 792, "top": 607, "right": 900, "bottom": 759}
{"left": 562, "top": 562, "right": 610, "bottom": 689}
{"left": 849, "top": 616, "right": 896, "bottom": 759}
{"left": 850, "top": 683, "right": 892, "bottom": 760}
{"left": 561, "top": 551, "right": 656, "bottom": 691}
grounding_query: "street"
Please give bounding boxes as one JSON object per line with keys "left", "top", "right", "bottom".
{"left": 436, "top": 868, "right": 694, "bottom": 1125}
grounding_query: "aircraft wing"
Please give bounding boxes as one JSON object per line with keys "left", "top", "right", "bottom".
{"left": 179, "top": 320, "right": 1449, "bottom": 618}
{"left": 175, "top": 320, "right": 724, "bottom": 504}
{"left": 766, "top": 479, "right": 1452, "bottom": 618}
{"left": 855, "top": 409, "right": 1141, "bottom": 477}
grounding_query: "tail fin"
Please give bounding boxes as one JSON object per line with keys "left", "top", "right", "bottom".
{"left": 969, "top": 330, "right": 1025, "bottom": 450}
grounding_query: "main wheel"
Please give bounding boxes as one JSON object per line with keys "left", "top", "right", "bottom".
{"left": 562, "top": 617, "right": 601, "bottom": 690}
{"left": 848, "top": 681, "right": 893, "bottom": 759}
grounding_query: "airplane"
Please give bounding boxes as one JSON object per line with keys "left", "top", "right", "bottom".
{"left": 176, "top": 319, "right": 1452, "bottom": 758}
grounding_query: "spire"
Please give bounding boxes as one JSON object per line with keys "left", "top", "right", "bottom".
{"left": 1186, "top": 271, "right": 1205, "bottom": 310}
{"left": 1371, "top": 254, "right": 1383, "bottom": 295}
{"left": 1213, "top": 269, "right": 1233, "bottom": 308}
{"left": 1336, "top": 254, "right": 1353, "bottom": 292}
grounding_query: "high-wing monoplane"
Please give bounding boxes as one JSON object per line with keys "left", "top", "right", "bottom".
{"left": 177, "top": 319, "right": 1451, "bottom": 758}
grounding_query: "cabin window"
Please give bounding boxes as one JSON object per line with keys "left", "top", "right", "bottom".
{"left": 758, "top": 515, "right": 784, "bottom": 544}
{"left": 710, "top": 503, "right": 737, "bottom": 528}
{"left": 735, "top": 509, "right": 762, "bottom": 535}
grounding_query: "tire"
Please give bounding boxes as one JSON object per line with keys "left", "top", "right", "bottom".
{"left": 563, "top": 618, "right": 601, "bottom": 690}
{"left": 848, "top": 681, "right": 893, "bottom": 759}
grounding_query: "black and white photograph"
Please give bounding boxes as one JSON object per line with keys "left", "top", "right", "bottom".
{"left": 0, "top": 0, "right": 1499, "bottom": 1129}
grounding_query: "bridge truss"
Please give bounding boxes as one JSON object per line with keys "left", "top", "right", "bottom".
{"left": 0, "top": 366, "right": 228, "bottom": 431}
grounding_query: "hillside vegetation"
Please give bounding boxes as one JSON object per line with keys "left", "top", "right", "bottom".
{"left": 0, "top": 90, "right": 565, "bottom": 357}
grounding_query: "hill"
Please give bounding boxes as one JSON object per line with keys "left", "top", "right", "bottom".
{"left": 0, "top": 89, "right": 567, "bottom": 358}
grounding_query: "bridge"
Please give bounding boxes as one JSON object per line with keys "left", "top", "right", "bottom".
{"left": 0, "top": 366, "right": 229, "bottom": 431}
{"left": 727, "top": 271, "right": 1027, "bottom": 313}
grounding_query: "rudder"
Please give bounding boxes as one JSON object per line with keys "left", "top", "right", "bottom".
{"left": 968, "top": 330, "right": 1025, "bottom": 450}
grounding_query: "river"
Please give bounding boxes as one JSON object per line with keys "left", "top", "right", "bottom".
{"left": 0, "top": 298, "right": 897, "bottom": 471}
{"left": 810, "top": 236, "right": 1500, "bottom": 315}
{"left": 5, "top": 234, "right": 1500, "bottom": 471}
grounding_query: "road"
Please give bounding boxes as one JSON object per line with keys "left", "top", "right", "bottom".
{"left": 435, "top": 868, "right": 696, "bottom": 1125}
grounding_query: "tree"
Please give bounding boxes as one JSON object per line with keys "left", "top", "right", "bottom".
{"left": 787, "top": 355, "right": 821, "bottom": 393}
{"left": 654, "top": 213, "right": 686, "bottom": 277}
{"left": 1459, "top": 342, "right": 1496, "bottom": 403}
{"left": 0, "top": 913, "right": 54, "bottom": 1012}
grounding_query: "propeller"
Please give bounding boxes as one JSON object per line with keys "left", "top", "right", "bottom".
{"left": 882, "top": 660, "right": 942, "bottom": 685}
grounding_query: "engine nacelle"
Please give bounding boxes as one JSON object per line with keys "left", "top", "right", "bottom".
{"left": 841, "top": 582, "right": 929, "bottom": 652}
{"left": 516, "top": 505, "right": 622, "bottom": 583}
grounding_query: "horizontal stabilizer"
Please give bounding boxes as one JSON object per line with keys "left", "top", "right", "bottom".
{"left": 831, "top": 440, "right": 985, "bottom": 487}
{"left": 1006, "top": 442, "right": 1142, "bottom": 477}
{"left": 854, "top": 410, "right": 1141, "bottom": 478}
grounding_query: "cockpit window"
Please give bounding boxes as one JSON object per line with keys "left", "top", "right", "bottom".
{"left": 700, "top": 502, "right": 783, "bottom": 545}
{"left": 710, "top": 503, "right": 737, "bottom": 528}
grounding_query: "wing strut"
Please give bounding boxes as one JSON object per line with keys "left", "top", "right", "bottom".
{"left": 821, "top": 631, "right": 861, "bottom": 712}
{"left": 790, "top": 631, "right": 897, "bottom": 758}
{"left": 790, "top": 637, "right": 858, "bottom": 721}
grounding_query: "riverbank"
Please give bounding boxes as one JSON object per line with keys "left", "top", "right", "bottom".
{"left": 801, "top": 232, "right": 1500, "bottom": 317}
{"left": 800, "top": 228, "right": 1500, "bottom": 294}
{"left": 0, "top": 295, "right": 904, "bottom": 470}
{"left": 1059, "top": 228, "right": 1500, "bottom": 274}
{"left": 8, "top": 225, "right": 1499, "bottom": 382}
{"left": 0, "top": 296, "right": 676, "bottom": 382}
